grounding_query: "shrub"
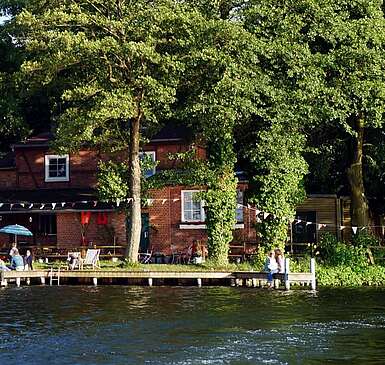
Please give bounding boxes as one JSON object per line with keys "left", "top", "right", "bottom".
{"left": 318, "top": 233, "right": 368, "bottom": 267}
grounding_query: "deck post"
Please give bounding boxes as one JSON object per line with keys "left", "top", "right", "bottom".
{"left": 16, "top": 277, "right": 21, "bottom": 287}
{"left": 310, "top": 258, "right": 316, "bottom": 290}
{"left": 93, "top": 277, "right": 98, "bottom": 286}
{"left": 197, "top": 278, "right": 202, "bottom": 287}
{"left": 148, "top": 278, "right": 153, "bottom": 287}
{"left": 0, "top": 271, "right": 6, "bottom": 286}
{"left": 284, "top": 258, "right": 290, "bottom": 290}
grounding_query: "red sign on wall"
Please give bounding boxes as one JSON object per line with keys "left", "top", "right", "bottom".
{"left": 81, "top": 211, "right": 91, "bottom": 225}
{"left": 97, "top": 212, "right": 108, "bottom": 225}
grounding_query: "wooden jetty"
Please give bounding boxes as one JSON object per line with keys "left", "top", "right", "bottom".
{"left": 0, "top": 258, "right": 316, "bottom": 290}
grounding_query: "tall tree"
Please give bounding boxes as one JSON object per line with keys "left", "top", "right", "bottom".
{"left": 14, "top": 0, "right": 200, "bottom": 261}
{"left": 243, "top": 0, "right": 385, "bottom": 230}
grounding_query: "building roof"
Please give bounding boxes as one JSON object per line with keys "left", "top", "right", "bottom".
{"left": 0, "top": 188, "right": 116, "bottom": 212}
{"left": 12, "top": 123, "right": 192, "bottom": 149}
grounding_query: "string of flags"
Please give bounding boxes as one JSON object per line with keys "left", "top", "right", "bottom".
{"left": 0, "top": 198, "right": 379, "bottom": 234}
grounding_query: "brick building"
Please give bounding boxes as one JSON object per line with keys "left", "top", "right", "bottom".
{"left": 0, "top": 125, "right": 355, "bottom": 258}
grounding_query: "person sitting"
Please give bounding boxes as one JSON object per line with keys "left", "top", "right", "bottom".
{"left": 67, "top": 252, "right": 80, "bottom": 270}
{"left": 274, "top": 248, "right": 285, "bottom": 273}
{"left": 0, "top": 259, "right": 10, "bottom": 271}
{"left": 24, "top": 250, "right": 33, "bottom": 271}
{"left": 264, "top": 250, "right": 278, "bottom": 288}
{"left": 9, "top": 242, "right": 17, "bottom": 262}
{"left": 10, "top": 249, "right": 24, "bottom": 271}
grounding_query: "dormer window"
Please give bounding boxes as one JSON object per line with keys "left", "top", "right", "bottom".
{"left": 45, "top": 154, "right": 69, "bottom": 182}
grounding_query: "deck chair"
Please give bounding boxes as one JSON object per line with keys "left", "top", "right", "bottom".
{"left": 138, "top": 250, "right": 152, "bottom": 264}
{"left": 81, "top": 249, "right": 100, "bottom": 269}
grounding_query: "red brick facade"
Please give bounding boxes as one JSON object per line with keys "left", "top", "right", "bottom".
{"left": 0, "top": 131, "right": 347, "bottom": 255}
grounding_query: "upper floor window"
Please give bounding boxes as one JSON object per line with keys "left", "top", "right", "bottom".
{"left": 140, "top": 151, "right": 156, "bottom": 178}
{"left": 181, "top": 190, "right": 205, "bottom": 222}
{"left": 45, "top": 154, "right": 69, "bottom": 182}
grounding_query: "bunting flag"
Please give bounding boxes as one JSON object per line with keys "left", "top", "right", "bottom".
{"left": 255, "top": 209, "right": 260, "bottom": 215}
{"left": 20, "top": 203, "right": 25, "bottom": 208}
{"left": 147, "top": 198, "right": 154, "bottom": 205}
{"left": 295, "top": 219, "right": 302, "bottom": 224}
{"left": 263, "top": 212, "right": 270, "bottom": 219}
{"left": 10, "top": 203, "right": 13, "bottom": 210}
{"left": 352, "top": 226, "right": 358, "bottom": 234}
{"left": 317, "top": 223, "right": 323, "bottom": 230}
{"left": 61, "top": 202, "right": 65, "bottom": 208}
{"left": 173, "top": 198, "right": 179, "bottom": 202}
{"left": 116, "top": 199, "right": 121, "bottom": 207}
{"left": 127, "top": 198, "right": 133, "bottom": 203}
{"left": 40, "top": 204, "right": 45, "bottom": 210}
{"left": 71, "top": 202, "right": 76, "bottom": 208}
{"left": 0, "top": 203, "right": 3, "bottom": 208}
{"left": 340, "top": 226, "right": 346, "bottom": 230}
{"left": 51, "top": 203, "right": 56, "bottom": 210}
{"left": 306, "top": 221, "right": 313, "bottom": 226}
{"left": 93, "top": 201, "right": 97, "bottom": 207}
{"left": 162, "top": 199, "right": 167, "bottom": 205}
{"left": 29, "top": 203, "right": 34, "bottom": 209}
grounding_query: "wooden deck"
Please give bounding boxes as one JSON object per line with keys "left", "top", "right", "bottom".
{"left": 0, "top": 258, "right": 316, "bottom": 290}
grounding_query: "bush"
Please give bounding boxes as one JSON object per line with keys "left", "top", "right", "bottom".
{"left": 317, "top": 264, "right": 385, "bottom": 286}
{"left": 318, "top": 233, "right": 368, "bottom": 267}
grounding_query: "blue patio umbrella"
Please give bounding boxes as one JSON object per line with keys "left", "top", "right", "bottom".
{"left": 0, "top": 224, "right": 33, "bottom": 243}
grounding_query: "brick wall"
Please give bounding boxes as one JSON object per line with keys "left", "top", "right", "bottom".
{"left": 0, "top": 170, "right": 16, "bottom": 190}
{"left": 147, "top": 183, "right": 257, "bottom": 254}
{"left": 56, "top": 211, "right": 127, "bottom": 247}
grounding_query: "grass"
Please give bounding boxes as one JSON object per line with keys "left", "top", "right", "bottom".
{"left": 32, "top": 259, "right": 257, "bottom": 272}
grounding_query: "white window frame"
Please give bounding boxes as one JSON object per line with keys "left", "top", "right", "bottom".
{"left": 45, "top": 154, "right": 70, "bottom": 182}
{"left": 140, "top": 151, "right": 156, "bottom": 177}
{"left": 181, "top": 190, "right": 205, "bottom": 222}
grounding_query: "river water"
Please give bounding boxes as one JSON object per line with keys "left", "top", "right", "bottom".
{"left": 0, "top": 286, "right": 384, "bottom": 364}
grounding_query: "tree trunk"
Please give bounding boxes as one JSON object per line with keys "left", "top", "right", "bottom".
{"left": 347, "top": 116, "right": 369, "bottom": 228}
{"left": 125, "top": 115, "right": 142, "bottom": 262}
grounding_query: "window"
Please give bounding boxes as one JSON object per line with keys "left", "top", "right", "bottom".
{"left": 181, "top": 190, "right": 205, "bottom": 222}
{"left": 45, "top": 154, "right": 69, "bottom": 182}
{"left": 140, "top": 151, "right": 156, "bottom": 178}
{"left": 292, "top": 211, "right": 317, "bottom": 243}
{"left": 38, "top": 214, "right": 57, "bottom": 235}
{"left": 235, "top": 190, "right": 244, "bottom": 222}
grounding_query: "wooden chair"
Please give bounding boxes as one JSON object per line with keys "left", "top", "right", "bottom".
{"left": 81, "top": 249, "right": 101, "bottom": 269}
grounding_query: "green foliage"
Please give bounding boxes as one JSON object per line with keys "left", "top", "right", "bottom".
{"left": 98, "top": 155, "right": 159, "bottom": 204}
{"left": 250, "top": 246, "right": 267, "bottom": 271}
{"left": 317, "top": 265, "right": 385, "bottom": 286}
{"left": 318, "top": 233, "right": 368, "bottom": 267}
{"left": 352, "top": 232, "right": 380, "bottom": 248}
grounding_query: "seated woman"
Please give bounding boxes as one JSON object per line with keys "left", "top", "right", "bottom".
{"left": 10, "top": 249, "right": 24, "bottom": 271}
{"left": 264, "top": 250, "right": 278, "bottom": 288}
{"left": 274, "top": 248, "right": 285, "bottom": 273}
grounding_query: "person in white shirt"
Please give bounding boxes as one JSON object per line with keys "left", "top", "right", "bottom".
{"left": 264, "top": 250, "right": 278, "bottom": 288}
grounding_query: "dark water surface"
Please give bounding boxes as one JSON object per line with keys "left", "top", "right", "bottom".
{"left": 0, "top": 286, "right": 384, "bottom": 364}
